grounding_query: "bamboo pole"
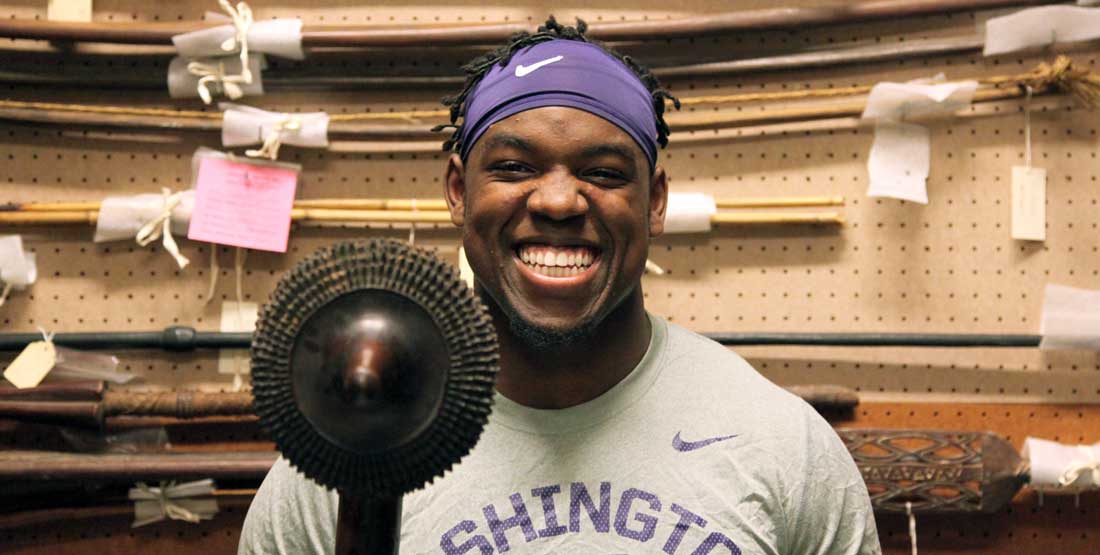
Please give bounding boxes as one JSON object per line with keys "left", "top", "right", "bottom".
{"left": 0, "top": 1, "right": 1054, "bottom": 46}
{"left": 0, "top": 208, "right": 841, "bottom": 227}
{"left": 5, "top": 196, "right": 842, "bottom": 213}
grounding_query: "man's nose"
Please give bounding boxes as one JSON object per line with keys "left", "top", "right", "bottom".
{"left": 526, "top": 170, "right": 589, "bottom": 221}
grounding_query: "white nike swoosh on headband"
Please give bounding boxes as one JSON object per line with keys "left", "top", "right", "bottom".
{"left": 515, "top": 55, "right": 564, "bottom": 77}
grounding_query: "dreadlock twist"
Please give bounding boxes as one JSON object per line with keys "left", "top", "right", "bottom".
{"left": 432, "top": 16, "right": 680, "bottom": 155}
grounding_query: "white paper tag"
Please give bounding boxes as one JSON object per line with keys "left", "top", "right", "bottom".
{"left": 866, "top": 122, "right": 930, "bottom": 204}
{"left": 984, "top": 6, "right": 1100, "bottom": 56}
{"left": 173, "top": 19, "right": 305, "bottom": 60}
{"left": 93, "top": 191, "right": 196, "bottom": 243}
{"left": 1039, "top": 284, "right": 1100, "bottom": 350}
{"left": 3, "top": 341, "right": 58, "bottom": 389}
{"left": 664, "top": 193, "right": 717, "bottom": 234}
{"left": 221, "top": 103, "right": 330, "bottom": 149}
{"left": 218, "top": 302, "right": 258, "bottom": 376}
{"left": 1023, "top": 437, "right": 1100, "bottom": 491}
{"left": 166, "top": 54, "right": 266, "bottom": 100}
{"left": 47, "top": 0, "right": 92, "bottom": 22}
{"left": 861, "top": 80, "right": 978, "bottom": 121}
{"left": 1011, "top": 166, "right": 1046, "bottom": 241}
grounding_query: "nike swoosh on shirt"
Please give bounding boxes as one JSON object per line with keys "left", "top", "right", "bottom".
{"left": 515, "top": 55, "right": 564, "bottom": 77}
{"left": 672, "top": 431, "right": 738, "bottom": 452}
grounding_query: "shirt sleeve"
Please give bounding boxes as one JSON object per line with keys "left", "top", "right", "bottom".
{"left": 239, "top": 456, "right": 340, "bottom": 555}
{"left": 781, "top": 406, "right": 882, "bottom": 555}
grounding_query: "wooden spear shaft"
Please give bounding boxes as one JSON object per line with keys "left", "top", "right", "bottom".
{"left": 5, "top": 196, "right": 843, "bottom": 212}
{"left": 0, "top": 0, "right": 1055, "bottom": 45}
{"left": 0, "top": 208, "right": 843, "bottom": 226}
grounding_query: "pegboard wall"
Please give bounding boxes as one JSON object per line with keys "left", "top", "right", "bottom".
{"left": 1, "top": 1, "right": 1099, "bottom": 554}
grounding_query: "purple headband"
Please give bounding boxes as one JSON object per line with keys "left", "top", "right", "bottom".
{"left": 458, "top": 39, "right": 659, "bottom": 168}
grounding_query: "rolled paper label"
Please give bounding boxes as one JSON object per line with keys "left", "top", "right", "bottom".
{"left": 166, "top": 54, "right": 266, "bottom": 100}
{"left": 1023, "top": 437, "right": 1100, "bottom": 491}
{"left": 861, "top": 80, "right": 978, "bottom": 121}
{"left": 93, "top": 191, "right": 195, "bottom": 243}
{"left": 984, "top": 6, "right": 1100, "bottom": 56}
{"left": 173, "top": 19, "right": 305, "bottom": 60}
{"left": 663, "top": 192, "right": 716, "bottom": 234}
{"left": 221, "top": 103, "right": 330, "bottom": 149}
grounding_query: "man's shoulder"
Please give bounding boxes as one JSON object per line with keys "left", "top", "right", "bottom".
{"left": 649, "top": 314, "right": 818, "bottom": 425}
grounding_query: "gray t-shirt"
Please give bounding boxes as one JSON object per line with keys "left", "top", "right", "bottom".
{"left": 241, "top": 314, "right": 880, "bottom": 554}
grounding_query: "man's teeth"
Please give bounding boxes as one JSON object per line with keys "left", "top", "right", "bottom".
{"left": 517, "top": 245, "right": 596, "bottom": 277}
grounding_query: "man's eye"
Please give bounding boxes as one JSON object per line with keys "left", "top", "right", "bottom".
{"left": 585, "top": 168, "right": 628, "bottom": 183}
{"left": 490, "top": 161, "right": 532, "bottom": 174}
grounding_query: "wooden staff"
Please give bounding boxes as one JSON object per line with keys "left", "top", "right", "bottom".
{"left": 0, "top": 207, "right": 843, "bottom": 227}
{"left": 0, "top": 491, "right": 255, "bottom": 530}
{"left": 4, "top": 195, "right": 842, "bottom": 213}
{"left": 0, "top": 382, "right": 855, "bottom": 426}
{"left": 0, "top": 389, "right": 253, "bottom": 428}
{"left": 0, "top": 450, "right": 277, "bottom": 482}
{"left": 0, "top": 35, "right": 993, "bottom": 91}
{"left": 0, "top": 1, "right": 1054, "bottom": 46}
{"left": 2, "top": 55, "right": 1093, "bottom": 150}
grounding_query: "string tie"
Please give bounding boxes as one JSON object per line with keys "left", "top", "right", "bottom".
{"left": 135, "top": 188, "right": 190, "bottom": 269}
{"left": 245, "top": 116, "right": 300, "bottom": 160}
{"left": 905, "top": 501, "right": 918, "bottom": 555}
{"left": 186, "top": 0, "right": 254, "bottom": 104}
{"left": 1058, "top": 445, "right": 1100, "bottom": 488}
{"left": 133, "top": 482, "right": 202, "bottom": 525}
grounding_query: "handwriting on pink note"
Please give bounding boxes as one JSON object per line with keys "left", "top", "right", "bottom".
{"left": 187, "top": 156, "right": 298, "bottom": 253}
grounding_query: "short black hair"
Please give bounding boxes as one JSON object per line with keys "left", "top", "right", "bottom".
{"left": 433, "top": 16, "right": 680, "bottom": 155}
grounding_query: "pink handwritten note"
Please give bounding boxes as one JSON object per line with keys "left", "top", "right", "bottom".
{"left": 187, "top": 156, "right": 298, "bottom": 253}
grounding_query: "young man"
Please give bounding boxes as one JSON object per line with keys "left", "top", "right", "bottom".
{"left": 241, "top": 19, "right": 880, "bottom": 555}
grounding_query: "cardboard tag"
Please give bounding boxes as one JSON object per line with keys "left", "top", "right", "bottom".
{"left": 1011, "top": 166, "right": 1046, "bottom": 241}
{"left": 3, "top": 341, "right": 57, "bottom": 389}
{"left": 187, "top": 156, "right": 298, "bottom": 252}
{"left": 47, "top": 0, "right": 92, "bottom": 22}
{"left": 217, "top": 302, "right": 258, "bottom": 376}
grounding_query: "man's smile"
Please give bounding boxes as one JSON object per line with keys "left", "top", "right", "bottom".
{"left": 513, "top": 243, "right": 602, "bottom": 283}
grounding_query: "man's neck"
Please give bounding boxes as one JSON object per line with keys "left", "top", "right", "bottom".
{"left": 491, "top": 290, "right": 652, "bottom": 410}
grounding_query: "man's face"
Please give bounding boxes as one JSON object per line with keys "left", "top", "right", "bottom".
{"left": 445, "top": 106, "right": 667, "bottom": 342}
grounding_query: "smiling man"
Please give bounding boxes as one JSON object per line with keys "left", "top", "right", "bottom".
{"left": 241, "top": 18, "right": 880, "bottom": 555}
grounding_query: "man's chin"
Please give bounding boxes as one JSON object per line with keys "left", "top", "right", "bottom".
{"left": 506, "top": 313, "right": 600, "bottom": 350}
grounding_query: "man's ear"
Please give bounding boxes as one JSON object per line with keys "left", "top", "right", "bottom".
{"left": 648, "top": 165, "right": 669, "bottom": 238}
{"left": 444, "top": 153, "right": 466, "bottom": 226}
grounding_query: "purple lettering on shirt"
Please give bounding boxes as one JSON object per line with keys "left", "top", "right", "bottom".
{"left": 482, "top": 493, "right": 537, "bottom": 552}
{"left": 689, "top": 532, "right": 742, "bottom": 555}
{"left": 569, "top": 481, "right": 611, "bottom": 533}
{"left": 662, "top": 503, "right": 708, "bottom": 555}
{"left": 531, "top": 485, "right": 568, "bottom": 538}
{"left": 440, "top": 520, "right": 495, "bottom": 555}
{"left": 614, "top": 487, "right": 661, "bottom": 542}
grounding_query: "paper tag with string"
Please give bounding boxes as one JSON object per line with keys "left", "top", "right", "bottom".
{"left": 217, "top": 301, "right": 258, "bottom": 387}
{"left": 1012, "top": 86, "right": 1046, "bottom": 241}
{"left": 3, "top": 333, "right": 57, "bottom": 389}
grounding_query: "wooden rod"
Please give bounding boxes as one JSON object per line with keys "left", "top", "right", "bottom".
{"left": 0, "top": 1, "right": 1055, "bottom": 46}
{"left": 0, "top": 209, "right": 842, "bottom": 227}
{"left": 715, "top": 196, "right": 844, "bottom": 208}
{"left": 6, "top": 196, "right": 841, "bottom": 213}
{"left": 0, "top": 450, "right": 277, "bottom": 481}
{"left": 711, "top": 212, "right": 845, "bottom": 225}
